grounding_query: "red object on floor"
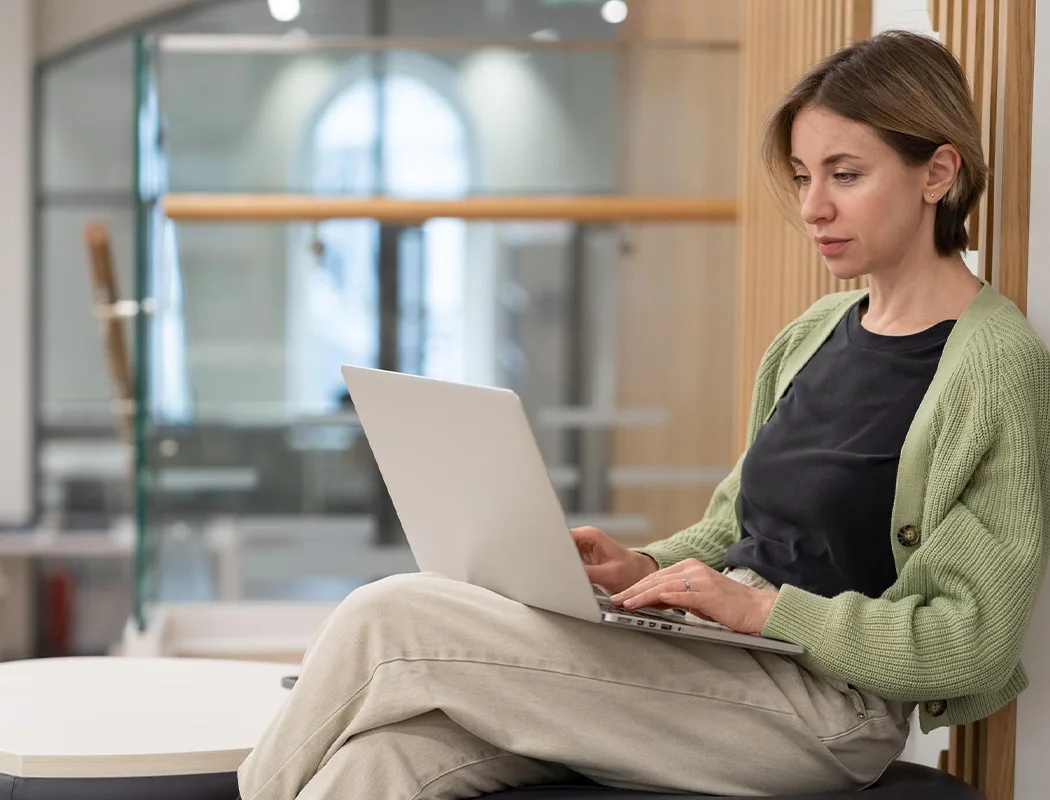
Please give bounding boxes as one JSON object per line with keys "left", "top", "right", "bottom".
{"left": 45, "top": 570, "right": 74, "bottom": 656}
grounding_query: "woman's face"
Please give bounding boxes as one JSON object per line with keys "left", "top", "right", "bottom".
{"left": 789, "top": 106, "right": 931, "bottom": 281}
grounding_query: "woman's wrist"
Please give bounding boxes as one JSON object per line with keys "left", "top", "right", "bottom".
{"left": 634, "top": 552, "right": 660, "bottom": 582}
{"left": 753, "top": 590, "right": 780, "bottom": 631}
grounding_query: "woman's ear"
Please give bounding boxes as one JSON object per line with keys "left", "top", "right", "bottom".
{"left": 924, "top": 144, "right": 963, "bottom": 204}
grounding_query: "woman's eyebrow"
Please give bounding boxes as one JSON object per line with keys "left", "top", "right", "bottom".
{"left": 789, "top": 153, "right": 860, "bottom": 168}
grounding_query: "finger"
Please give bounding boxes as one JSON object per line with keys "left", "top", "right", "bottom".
{"left": 655, "top": 591, "right": 710, "bottom": 615}
{"left": 612, "top": 562, "right": 691, "bottom": 600}
{"left": 620, "top": 578, "right": 695, "bottom": 610}
{"left": 619, "top": 565, "right": 695, "bottom": 597}
{"left": 583, "top": 563, "right": 621, "bottom": 589}
{"left": 570, "top": 525, "right": 602, "bottom": 541}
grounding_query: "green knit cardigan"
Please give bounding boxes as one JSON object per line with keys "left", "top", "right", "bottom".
{"left": 639, "top": 284, "right": 1050, "bottom": 732}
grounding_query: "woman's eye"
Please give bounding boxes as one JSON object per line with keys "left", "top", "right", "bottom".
{"left": 792, "top": 174, "right": 810, "bottom": 186}
{"left": 834, "top": 172, "right": 859, "bottom": 183}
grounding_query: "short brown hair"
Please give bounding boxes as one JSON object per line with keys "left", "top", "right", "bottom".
{"left": 762, "top": 30, "right": 988, "bottom": 256}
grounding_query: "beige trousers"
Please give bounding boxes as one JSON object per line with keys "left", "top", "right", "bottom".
{"left": 238, "top": 571, "right": 912, "bottom": 800}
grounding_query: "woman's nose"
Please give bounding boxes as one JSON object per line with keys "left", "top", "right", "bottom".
{"left": 800, "top": 182, "right": 834, "bottom": 226}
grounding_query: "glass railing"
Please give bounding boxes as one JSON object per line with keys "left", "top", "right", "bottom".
{"left": 130, "top": 34, "right": 739, "bottom": 630}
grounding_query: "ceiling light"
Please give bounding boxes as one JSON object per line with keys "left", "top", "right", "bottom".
{"left": 268, "top": 0, "right": 301, "bottom": 23}
{"left": 600, "top": 0, "right": 628, "bottom": 24}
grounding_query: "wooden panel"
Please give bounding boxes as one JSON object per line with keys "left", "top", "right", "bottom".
{"left": 982, "top": 699, "right": 1017, "bottom": 800}
{"left": 965, "top": 0, "right": 988, "bottom": 254}
{"left": 948, "top": 724, "right": 965, "bottom": 777}
{"left": 734, "top": 1, "right": 869, "bottom": 449}
{"left": 611, "top": 4, "right": 743, "bottom": 537}
{"left": 995, "top": 0, "right": 1035, "bottom": 313}
{"left": 622, "top": 0, "right": 745, "bottom": 44}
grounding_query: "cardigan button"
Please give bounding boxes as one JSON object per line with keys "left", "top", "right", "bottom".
{"left": 925, "top": 699, "right": 948, "bottom": 717}
{"left": 897, "top": 525, "right": 921, "bottom": 547}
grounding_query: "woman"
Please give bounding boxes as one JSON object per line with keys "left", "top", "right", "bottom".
{"left": 239, "top": 30, "right": 1050, "bottom": 799}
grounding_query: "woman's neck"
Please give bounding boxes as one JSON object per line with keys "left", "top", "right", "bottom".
{"left": 861, "top": 255, "right": 981, "bottom": 335}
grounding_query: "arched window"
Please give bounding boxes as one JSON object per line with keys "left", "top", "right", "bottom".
{"left": 297, "top": 64, "right": 472, "bottom": 413}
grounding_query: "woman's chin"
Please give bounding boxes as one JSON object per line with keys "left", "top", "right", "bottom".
{"left": 824, "top": 257, "right": 868, "bottom": 282}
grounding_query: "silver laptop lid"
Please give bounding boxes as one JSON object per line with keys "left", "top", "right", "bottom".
{"left": 341, "top": 366, "right": 602, "bottom": 622}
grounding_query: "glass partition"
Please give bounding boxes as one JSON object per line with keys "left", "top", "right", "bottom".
{"left": 132, "top": 33, "right": 738, "bottom": 628}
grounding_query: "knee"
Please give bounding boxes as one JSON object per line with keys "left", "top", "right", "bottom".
{"left": 325, "top": 571, "right": 445, "bottom": 629}
{"left": 301, "top": 572, "right": 437, "bottom": 661}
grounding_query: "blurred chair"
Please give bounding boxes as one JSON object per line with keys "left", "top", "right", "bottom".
{"left": 83, "top": 222, "right": 135, "bottom": 447}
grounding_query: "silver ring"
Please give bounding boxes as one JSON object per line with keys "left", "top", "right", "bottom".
{"left": 682, "top": 577, "right": 691, "bottom": 592}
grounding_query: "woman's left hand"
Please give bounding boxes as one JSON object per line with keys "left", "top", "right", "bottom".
{"left": 610, "top": 559, "right": 779, "bottom": 635}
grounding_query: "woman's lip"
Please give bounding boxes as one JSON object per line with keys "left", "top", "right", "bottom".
{"left": 818, "top": 239, "right": 850, "bottom": 256}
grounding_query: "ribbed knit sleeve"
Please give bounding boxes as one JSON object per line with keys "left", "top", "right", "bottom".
{"left": 762, "top": 315, "right": 1050, "bottom": 709}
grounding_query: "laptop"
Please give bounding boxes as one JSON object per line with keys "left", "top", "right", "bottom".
{"left": 340, "top": 365, "right": 803, "bottom": 656}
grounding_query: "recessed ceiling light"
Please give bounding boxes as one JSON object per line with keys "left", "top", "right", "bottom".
{"left": 268, "top": 0, "right": 301, "bottom": 23}
{"left": 600, "top": 0, "right": 628, "bottom": 24}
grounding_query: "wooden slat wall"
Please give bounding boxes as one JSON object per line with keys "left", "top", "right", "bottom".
{"left": 929, "top": 3, "right": 1035, "bottom": 798}
{"left": 735, "top": 1, "right": 870, "bottom": 449}
{"left": 923, "top": 0, "right": 1033, "bottom": 310}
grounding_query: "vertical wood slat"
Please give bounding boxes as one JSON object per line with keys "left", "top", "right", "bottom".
{"left": 965, "top": 0, "right": 986, "bottom": 253}
{"left": 938, "top": 0, "right": 953, "bottom": 49}
{"left": 995, "top": 0, "right": 1034, "bottom": 314}
{"left": 977, "top": 0, "right": 1000, "bottom": 281}
{"left": 788, "top": 4, "right": 803, "bottom": 319}
{"left": 948, "top": 725, "right": 965, "bottom": 778}
{"left": 821, "top": 0, "right": 835, "bottom": 301}
{"left": 982, "top": 699, "right": 1017, "bottom": 800}
{"left": 963, "top": 721, "right": 978, "bottom": 787}
{"left": 802, "top": 0, "right": 817, "bottom": 309}
{"left": 951, "top": 0, "right": 966, "bottom": 57}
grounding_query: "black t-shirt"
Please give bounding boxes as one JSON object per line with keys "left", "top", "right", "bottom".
{"left": 724, "top": 300, "right": 955, "bottom": 599}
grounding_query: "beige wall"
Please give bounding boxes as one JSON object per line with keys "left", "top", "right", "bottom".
{"left": 36, "top": 0, "right": 199, "bottom": 59}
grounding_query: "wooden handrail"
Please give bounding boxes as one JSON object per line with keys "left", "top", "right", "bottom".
{"left": 160, "top": 194, "right": 738, "bottom": 223}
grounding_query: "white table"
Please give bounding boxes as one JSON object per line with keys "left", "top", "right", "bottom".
{"left": 0, "top": 657, "right": 294, "bottom": 781}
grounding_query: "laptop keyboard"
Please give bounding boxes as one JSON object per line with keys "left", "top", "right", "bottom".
{"left": 596, "top": 598, "right": 730, "bottom": 631}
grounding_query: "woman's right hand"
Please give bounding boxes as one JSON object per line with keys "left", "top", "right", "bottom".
{"left": 570, "top": 525, "right": 659, "bottom": 594}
